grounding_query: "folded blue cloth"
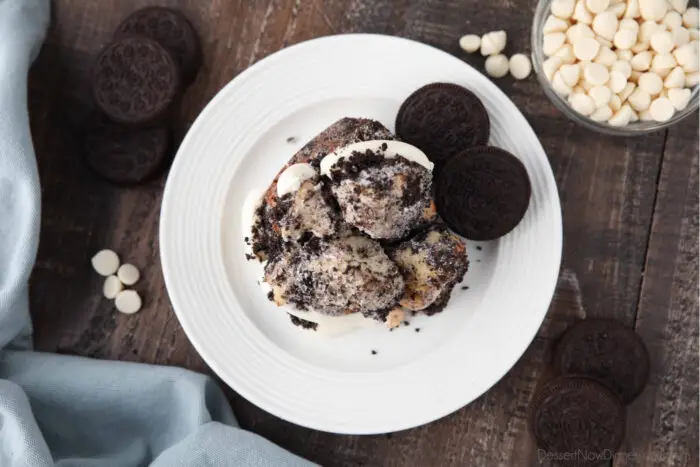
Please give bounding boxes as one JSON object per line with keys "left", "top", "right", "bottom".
{"left": 0, "top": 1, "right": 315, "bottom": 465}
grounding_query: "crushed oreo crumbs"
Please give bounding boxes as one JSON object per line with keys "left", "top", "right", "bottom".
{"left": 286, "top": 136, "right": 297, "bottom": 143}
{"left": 476, "top": 245, "right": 482, "bottom": 251}
{"left": 415, "top": 328, "right": 421, "bottom": 333}
{"left": 371, "top": 350, "right": 378, "bottom": 355}
{"left": 462, "top": 286, "right": 469, "bottom": 290}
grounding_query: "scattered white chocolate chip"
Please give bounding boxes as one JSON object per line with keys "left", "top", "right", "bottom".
{"left": 685, "top": 70, "right": 699, "bottom": 86}
{"left": 619, "top": 18, "right": 641, "bottom": 33}
{"left": 608, "top": 103, "right": 634, "bottom": 125}
{"left": 595, "top": 46, "right": 619, "bottom": 66}
{"left": 567, "top": 23, "right": 596, "bottom": 43}
{"left": 586, "top": 0, "right": 611, "bottom": 14}
{"left": 671, "top": 27, "right": 691, "bottom": 47}
{"left": 543, "top": 56, "right": 564, "bottom": 80}
{"left": 608, "top": 70, "right": 628, "bottom": 92}
{"left": 553, "top": 70, "right": 574, "bottom": 95}
{"left": 574, "top": 37, "right": 601, "bottom": 60}
{"left": 614, "top": 28, "right": 638, "bottom": 49}
{"left": 683, "top": 7, "right": 699, "bottom": 28}
{"left": 593, "top": 11, "right": 620, "bottom": 40}
{"left": 555, "top": 44, "right": 578, "bottom": 62}
{"left": 570, "top": 92, "right": 597, "bottom": 115}
{"left": 544, "top": 15, "right": 570, "bottom": 33}
{"left": 609, "top": 93, "right": 623, "bottom": 110}
{"left": 639, "top": 109, "right": 654, "bottom": 120}
{"left": 115, "top": 290, "right": 142, "bottom": 315}
{"left": 91, "top": 250, "right": 120, "bottom": 277}
{"left": 584, "top": 62, "right": 611, "bottom": 85}
{"left": 117, "top": 263, "right": 140, "bottom": 286}
{"left": 667, "top": 87, "right": 692, "bottom": 109}
{"left": 552, "top": 0, "right": 577, "bottom": 19}
{"left": 609, "top": 1, "right": 628, "bottom": 18}
{"left": 631, "top": 51, "right": 653, "bottom": 70}
{"left": 669, "top": 0, "right": 688, "bottom": 14}
{"left": 624, "top": 0, "right": 641, "bottom": 18}
{"left": 638, "top": 71, "right": 664, "bottom": 94}
{"left": 459, "top": 34, "right": 481, "bottom": 53}
{"left": 590, "top": 86, "right": 613, "bottom": 107}
{"left": 560, "top": 63, "right": 582, "bottom": 86}
{"left": 632, "top": 40, "right": 651, "bottom": 53}
{"left": 509, "top": 54, "right": 532, "bottom": 79}
{"left": 630, "top": 70, "right": 643, "bottom": 82}
{"left": 650, "top": 30, "right": 675, "bottom": 53}
{"left": 648, "top": 96, "right": 676, "bottom": 120}
{"left": 639, "top": 20, "right": 661, "bottom": 43}
{"left": 664, "top": 66, "right": 686, "bottom": 87}
{"left": 689, "top": 28, "right": 699, "bottom": 40}
{"left": 485, "top": 54, "right": 509, "bottom": 78}
{"left": 612, "top": 59, "right": 633, "bottom": 78}
{"left": 628, "top": 88, "right": 652, "bottom": 110}
{"left": 103, "top": 275, "right": 123, "bottom": 299}
{"left": 481, "top": 30, "right": 507, "bottom": 56}
{"left": 639, "top": 0, "right": 668, "bottom": 22}
{"left": 386, "top": 308, "right": 405, "bottom": 329}
{"left": 651, "top": 52, "right": 677, "bottom": 76}
{"left": 674, "top": 42, "right": 699, "bottom": 70}
{"left": 662, "top": 11, "right": 684, "bottom": 30}
{"left": 617, "top": 48, "right": 634, "bottom": 61}
{"left": 544, "top": 32, "right": 567, "bottom": 55}
{"left": 574, "top": 0, "right": 594, "bottom": 23}
{"left": 596, "top": 36, "right": 614, "bottom": 48}
{"left": 591, "top": 104, "right": 614, "bottom": 121}
{"left": 618, "top": 81, "right": 636, "bottom": 101}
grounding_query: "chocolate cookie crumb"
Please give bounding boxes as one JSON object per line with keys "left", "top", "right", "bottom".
{"left": 415, "top": 328, "right": 421, "bottom": 333}
{"left": 371, "top": 350, "right": 377, "bottom": 355}
{"left": 476, "top": 245, "right": 483, "bottom": 251}
{"left": 288, "top": 314, "right": 318, "bottom": 331}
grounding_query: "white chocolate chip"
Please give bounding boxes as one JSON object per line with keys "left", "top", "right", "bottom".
{"left": 555, "top": 44, "right": 578, "bottom": 63}
{"left": 608, "top": 70, "right": 628, "bottom": 92}
{"left": 628, "top": 88, "right": 652, "bottom": 110}
{"left": 674, "top": 42, "right": 699, "bottom": 71}
{"left": 683, "top": 7, "right": 699, "bottom": 28}
{"left": 672, "top": 26, "right": 691, "bottom": 47}
{"left": 690, "top": 28, "right": 699, "bottom": 40}
{"left": 117, "top": 263, "right": 140, "bottom": 286}
{"left": 669, "top": 0, "right": 688, "bottom": 14}
{"left": 115, "top": 290, "right": 142, "bottom": 315}
{"left": 590, "top": 104, "right": 614, "bottom": 121}
{"left": 595, "top": 36, "right": 614, "bottom": 48}
{"left": 574, "top": 37, "right": 601, "bottom": 60}
{"left": 459, "top": 34, "right": 482, "bottom": 53}
{"left": 639, "top": 0, "right": 668, "bottom": 22}
{"left": 639, "top": 109, "right": 654, "bottom": 120}
{"left": 650, "top": 30, "right": 676, "bottom": 53}
{"left": 573, "top": 0, "right": 594, "bottom": 23}
{"left": 543, "top": 56, "right": 564, "bottom": 80}
{"left": 632, "top": 41, "right": 651, "bottom": 53}
{"left": 570, "top": 92, "right": 597, "bottom": 115}
{"left": 560, "top": 63, "right": 583, "bottom": 86}
{"left": 553, "top": 70, "right": 574, "bottom": 95}
{"left": 663, "top": 11, "right": 684, "bottom": 30}
{"left": 544, "top": 32, "right": 567, "bottom": 56}
{"left": 619, "top": 18, "right": 641, "bottom": 33}
{"left": 481, "top": 30, "right": 507, "bottom": 56}
{"left": 624, "top": 0, "right": 641, "bottom": 18}
{"left": 648, "top": 96, "right": 676, "bottom": 120}
{"left": 618, "top": 81, "right": 636, "bottom": 101}
{"left": 586, "top": 0, "right": 610, "bottom": 14}
{"left": 652, "top": 52, "right": 678, "bottom": 76}
{"left": 617, "top": 48, "right": 634, "bottom": 61}
{"left": 544, "top": 15, "right": 570, "bottom": 33}
{"left": 485, "top": 54, "right": 509, "bottom": 78}
{"left": 631, "top": 51, "right": 653, "bottom": 70}
{"left": 567, "top": 23, "right": 596, "bottom": 44}
{"left": 685, "top": 70, "right": 699, "bottom": 86}
{"left": 609, "top": 94, "right": 623, "bottom": 110}
{"left": 584, "top": 62, "right": 611, "bottom": 84}
{"left": 595, "top": 46, "right": 619, "bottom": 66}
{"left": 593, "top": 11, "right": 619, "bottom": 40}
{"left": 91, "top": 249, "right": 120, "bottom": 277}
{"left": 608, "top": 103, "right": 634, "bottom": 125}
{"left": 589, "top": 85, "right": 613, "bottom": 106}
{"left": 664, "top": 66, "right": 686, "bottom": 87}
{"left": 639, "top": 21, "right": 662, "bottom": 43}
{"left": 614, "top": 28, "right": 638, "bottom": 49}
{"left": 638, "top": 71, "right": 664, "bottom": 94}
{"left": 573, "top": 85, "right": 586, "bottom": 94}
{"left": 582, "top": 79, "right": 597, "bottom": 91}
{"left": 608, "top": 1, "right": 627, "bottom": 18}
{"left": 667, "top": 87, "right": 692, "bottom": 109}
{"left": 630, "top": 70, "right": 643, "bottom": 82}
{"left": 552, "top": 0, "right": 577, "bottom": 19}
{"left": 612, "top": 59, "right": 633, "bottom": 78}
{"left": 103, "top": 275, "right": 123, "bottom": 299}
{"left": 509, "top": 54, "right": 532, "bottom": 79}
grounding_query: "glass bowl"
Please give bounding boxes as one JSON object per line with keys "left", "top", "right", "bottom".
{"left": 531, "top": 0, "right": 699, "bottom": 136}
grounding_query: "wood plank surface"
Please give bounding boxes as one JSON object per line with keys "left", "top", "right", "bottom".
{"left": 23, "top": 0, "right": 698, "bottom": 466}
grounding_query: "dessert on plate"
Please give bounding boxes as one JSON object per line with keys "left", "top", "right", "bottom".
{"left": 245, "top": 83, "right": 531, "bottom": 333}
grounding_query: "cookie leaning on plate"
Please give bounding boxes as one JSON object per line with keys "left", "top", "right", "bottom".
{"left": 396, "top": 83, "right": 490, "bottom": 173}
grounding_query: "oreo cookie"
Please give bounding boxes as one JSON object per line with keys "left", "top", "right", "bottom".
{"left": 93, "top": 36, "right": 181, "bottom": 126}
{"left": 395, "top": 83, "right": 490, "bottom": 172}
{"left": 82, "top": 114, "right": 171, "bottom": 185}
{"left": 115, "top": 7, "right": 202, "bottom": 86}
{"left": 554, "top": 318, "right": 650, "bottom": 404}
{"left": 529, "top": 376, "right": 626, "bottom": 467}
{"left": 435, "top": 147, "right": 531, "bottom": 241}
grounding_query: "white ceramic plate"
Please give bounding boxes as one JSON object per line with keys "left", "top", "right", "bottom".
{"left": 160, "top": 34, "right": 562, "bottom": 434}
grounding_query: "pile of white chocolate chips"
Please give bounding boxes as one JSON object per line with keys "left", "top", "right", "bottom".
{"left": 542, "top": 0, "right": 698, "bottom": 125}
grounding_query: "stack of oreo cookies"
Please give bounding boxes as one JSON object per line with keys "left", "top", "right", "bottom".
{"left": 84, "top": 7, "right": 202, "bottom": 185}
{"left": 396, "top": 83, "right": 531, "bottom": 241}
{"left": 529, "top": 318, "right": 650, "bottom": 466}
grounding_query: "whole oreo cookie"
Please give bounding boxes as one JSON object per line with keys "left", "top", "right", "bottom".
{"left": 435, "top": 147, "right": 531, "bottom": 241}
{"left": 82, "top": 114, "right": 171, "bottom": 185}
{"left": 93, "top": 36, "right": 181, "bottom": 126}
{"left": 115, "top": 7, "right": 202, "bottom": 85}
{"left": 554, "top": 318, "right": 650, "bottom": 404}
{"left": 529, "top": 376, "right": 626, "bottom": 467}
{"left": 395, "top": 83, "right": 490, "bottom": 172}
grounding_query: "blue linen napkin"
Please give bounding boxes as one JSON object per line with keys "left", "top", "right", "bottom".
{"left": 0, "top": 1, "right": 315, "bottom": 465}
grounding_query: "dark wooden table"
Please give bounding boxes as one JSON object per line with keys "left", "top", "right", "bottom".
{"left": 27, "top": 1, "right": 699, "bottom": 465}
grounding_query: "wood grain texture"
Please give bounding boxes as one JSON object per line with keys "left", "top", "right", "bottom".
{"left": 24, "top": 0, "right": 698, "bottom": 466}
